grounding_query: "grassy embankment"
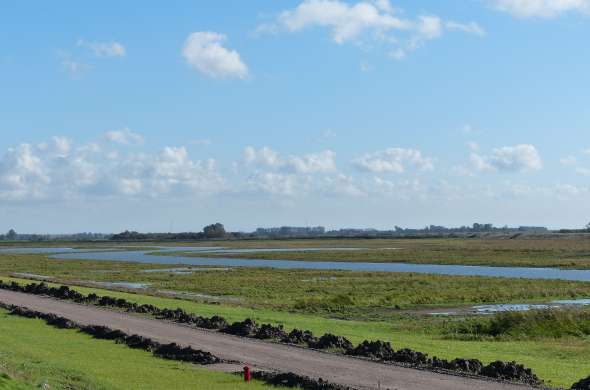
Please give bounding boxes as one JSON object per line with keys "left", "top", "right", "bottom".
{"left": 0, "top": 308, "right": 272, "bottom": 390}
{"left": 164, "top": 237, "right": 590, "bottom": 268}
{"left": 2, "top": 275, "right": 590, "bottom": 387}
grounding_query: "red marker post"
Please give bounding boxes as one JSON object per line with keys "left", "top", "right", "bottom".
{"left": 243, "top": 366, "right": 251, "bottom": 383}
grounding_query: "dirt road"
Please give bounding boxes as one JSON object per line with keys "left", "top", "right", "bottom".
{"left": 0, "top": 289, "right": 532, "bottom": 390}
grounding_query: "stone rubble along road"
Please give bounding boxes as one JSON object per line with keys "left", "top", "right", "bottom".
{"left": 0, "top": 289, "right": 534, "bottom": 390}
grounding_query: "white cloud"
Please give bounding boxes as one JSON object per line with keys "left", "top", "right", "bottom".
{"left": 262, "top": 0, "right": 483, "bottom": 58}
{"left": 467, "top": 141, "right": 480, "bottom": 151}
{"left": 372, "top": 0, "right": 395, "bottom": 13}
{"left": 418, "top": 16, "right": 443, "bottom": 39}
{"left": 286, "top": 150, "right": 337, "bottom": 173}
{"left": 471, "top": 144, "right": 543, "bottom": 173}
{"left": 244, "top": 146, "right": 282, "bottom": 169}
{"left": 320, "top": 174, "right": 366, "bottom": 197}
{"left": 353, "top": 148, "right": 434, "bottom": 173}
{"left": 247, "top": 172, "right": 300, "bottom": 196}
{"left": 60, "top": 55, "right": 91, "bottom": 77}
{"left": 244, "top": 147, "right": 337, "bottom": 174}
{"left": 277, "top": 0, "right": 410, "bottom": 44}
{"left": 192, "top": 139, "right": 212, "bottom": 146}
{"left": 182, "top": 32, "right": 248, "bottom": 79}
{"left": 78, "top": 39, "right": 126, "bottom": 57}
{"left": 0, "top": 137, "right": 225, "bottom": 201}
{"left": 389, "top": 48, "right": 406, "bottom": 60}
{"left": 560, "top": 155, "right": 577, "bottom": 165}
{"left": 104, "top": 128, "right": 144, "bottom": 145}
{"left": 490, "top": 0, "right": 590, "bottom": 18}
{"left": 446, "top": 21, "right": 486, "bottom": 35}
{"left": 53, "top": 137, "right": 72, "bottom": 156}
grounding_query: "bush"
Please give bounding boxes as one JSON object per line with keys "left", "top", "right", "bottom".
{"left": 445, "top": 309, "right": 590, "bottom": 340}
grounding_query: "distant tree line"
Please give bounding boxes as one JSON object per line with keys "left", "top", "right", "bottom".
{"left": 111, "top": 223, "right": 230, "bottom": 241}
{"left": 0, "top": 229, "right": 110, "bottom": 242}
{"left": 6, "top": 221, "right": 590, "bottom": 243}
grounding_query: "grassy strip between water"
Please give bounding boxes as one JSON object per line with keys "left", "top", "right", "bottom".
{"left": 2, "top": 276, "right": 590, "bottom": 388}
{"left": 0, "top": 306, "right": 273, "bottom": 390}
{"left": 4, "top": 253, "right": 590, "bottom": 321}
{"left": 160, "top": 237, "right": 590, "bottom": 269}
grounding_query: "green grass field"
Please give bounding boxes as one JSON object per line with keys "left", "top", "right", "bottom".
{"left": 0, "top": 308, "right": 272, "bottom": 390}
{"left": 2, "top": 276, "right": 590, "bottom": 388}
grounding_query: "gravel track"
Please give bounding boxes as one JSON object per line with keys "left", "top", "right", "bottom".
{"left": 0, "top": 289, "right": 534, "bottom": 390}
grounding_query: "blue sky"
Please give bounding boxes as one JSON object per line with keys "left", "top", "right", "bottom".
{"left": 1, "top": 0, "right": 590, "bottom": 233}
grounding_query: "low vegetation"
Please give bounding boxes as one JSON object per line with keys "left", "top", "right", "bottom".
{"left": 445, "top": 309, "right": 590, "bottom": 340}
{"left": 0, "top": 374, "right": 33, "bottom": 390}
{"left": 0, "top": 309, "right": 271, "bottom": 390}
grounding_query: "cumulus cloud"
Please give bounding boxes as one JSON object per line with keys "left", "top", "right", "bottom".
{"left": 260, "top": 0, "right": 483, "bottom": 58}
{"left": 353, "top": 148, "right": 434, "bottom": 173}
{"left": 0, "top": 137, "right": 225, "bottom": 201}
{"left": 244, "top": 147, "right": 337, "bottom": 174}
{"left": 275, "top": 0, "right": 410, "bottom": 43}
{"left": 182, "top": 32, "right": 248, "bottom": 79}
{"left": 560, "top": 155, "right": 577, "bottom": 166}
{"left": 246, "top": 172, "right": 300, "bottom": 196}
{"left": 104, "top": 128, "right": 144, "bottom": 145}
{"left": 471, "top": 144, "right": 543, "bottom": 173}
{"left": 59, "top": 54, "right": 91, "bottom": 77}
{"left": 446, "top": 21, "right": 486, "bottom": 35}
{"left": 320, "top": 174, "right": 366, "bottom": 197}
{"left": 490, "top": 0, "right": 590, "bottom": 18}
{"left": 77, "top": 39, "right": 126, "bottom": 57}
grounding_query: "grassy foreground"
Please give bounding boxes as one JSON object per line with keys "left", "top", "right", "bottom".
{"left": 2, "top": 276, "right": 589, "bottom": 388}
{"left": 0, "top": 308, "right": 272, "bottom": 390}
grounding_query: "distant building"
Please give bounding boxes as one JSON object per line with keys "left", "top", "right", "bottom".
{"left": 255, "top": 226, "right": 325, "bottom": 237}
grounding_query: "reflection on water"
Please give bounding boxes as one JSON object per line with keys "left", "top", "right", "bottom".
{"left": 93, "top": 281, "right": 150, "bottom": 289}
{"left": 12, "top": 272, "right": 52, "bottom": 280}
{"left": 141, "top": 267, "right": 231, "bottom": 274}
{"left": 430, "top": 298, "right": 590, "bottom": 316}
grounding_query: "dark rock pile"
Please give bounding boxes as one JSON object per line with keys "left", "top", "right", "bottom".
{"left": 480, "top": 361, "right": 541, "bottom": 386}
{"left": 250, "top": 371, "right": 352, "bottom": 390}
{"left": 572, "top": 375, "right": 590, "bottom": 389}
{"left": 255, "top": 323, "right": 288, "bottom": 340}
{"left": 153, "top": 343, "right": 220, "bottom": 364}
{"left": 282, "top": 329, "right": 318, "bottom": 345}
{"left": 3, "top": 304, "right": 221, "bottom": 365}
{"left": 222, "top": 318, "right": 259, "bottom": 337}
{"left": 346, "top": 340, "right": 395, "bottom": 361}
{"left": 310, "top": 334, "right": 353, "bottom": 351}
{"left": 391, "top": 348, "right": 430, "bottom": 366}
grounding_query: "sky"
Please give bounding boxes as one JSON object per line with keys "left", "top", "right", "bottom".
{"left": 1, "top": 0, "right": 590, "bottom": 233}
